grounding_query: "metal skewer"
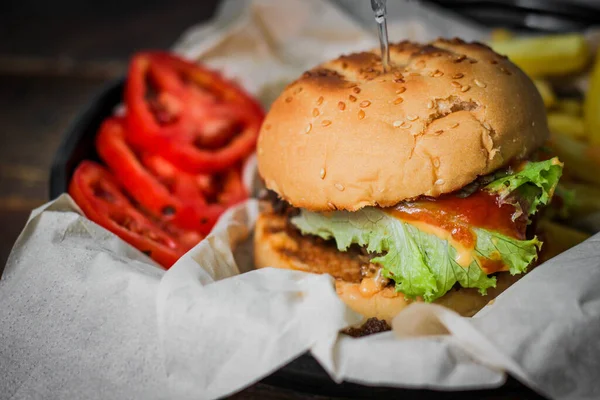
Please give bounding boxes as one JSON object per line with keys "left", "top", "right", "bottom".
{"left": 371, "top": 0, "right": 390, "bottom": 72}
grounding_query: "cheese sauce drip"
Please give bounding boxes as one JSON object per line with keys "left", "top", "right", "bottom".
{"left": 385, "top": 191, "right": 527, "bottom": 272}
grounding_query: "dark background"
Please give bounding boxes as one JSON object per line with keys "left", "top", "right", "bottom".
{"left": 1, "top": 0, "right": 599, "bottom": 398}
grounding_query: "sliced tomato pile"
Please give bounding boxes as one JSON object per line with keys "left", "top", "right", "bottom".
{"left": 126, "top": 52, "right": 263, "bottom": 173}
{"left": 69, "top": 52, "right": 264, "bottom": 268}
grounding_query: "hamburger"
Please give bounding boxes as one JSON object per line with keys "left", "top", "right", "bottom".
{"left": 254, "top": 39, "right": 563, "bottom": 324}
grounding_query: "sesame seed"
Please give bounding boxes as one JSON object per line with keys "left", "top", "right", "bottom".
{"left": 474, "top": 79, "right": 486, "bottom": 88}
{"left": 349, "top": 95, "right": 357, "bottom": 102}
{"left": 312, "top": 108, "right": 320, "bottom": 117}
{"left": 295, "top": 87, "right": 303, "bottom": 94}
{"left": 532, "top": 121, "right": 536, "bottom": 127}
{"left": 416, "top": 60, "right": 426, "bottom": 69}
{"left": 427, "top": 100, "right": 434, "bottom": 109}
{"left": 500, "top": 67, "right": 512, "bottom": 75}
{"left": 322, "top": 120, "right": 332, "bottom": 127}
{"left": 400, "top": 123, "right": 412, "bottom": 129}
{"left": 327, "top": 202, "right": 336, "bottom": 210}
{"left": 335, "top": 183, "right": 345, "bottom": 191}
{"left": 451, "top": 81, "right": 461, "bottom": 88}
{"left": 360, "top": 100, "right": 371, "bottom": 108}
{"left": 320, "top": 168, "right": 326, "bottom": 179}
{"left": 393, "top": 97, "right": 404, "bottom": 105}
{"left": 394, "top": 78, "right": 405, "bottom": 83}
{"left": 317, "top": 96, "right": 324, "bottom": 105}
{"left": 305, "top": 123, "right": 312, "bottom": 133}
{"left": 460, "top": 85, "right": 471, "bottom": 92}
{"left": 338, "top": 101, "right": 346, "bottom": 110}
{"left": 469, "top": 59, "right": 478, "bottom": 64}
{"left": 435, "top": 179, "right": 445, "bottom": 185}
{"left": 435, "top": 129, "right": 444, "bottom": 134}
{"left": 358, "top": 110, "right": 365, "bottom": 120}
{"left": 454, "top": 54, "right": 466, "bottom": 63}
{"left": 353, "top": 87, "right": 361, "bottom": 94}
{"left": 406, "top": 115, "right": 418, "bottom": 121}
{"left": 432, "top": 70, "right": 444, "bottom": 77}
{"left": 393, "top": 120, "right": 403, "bottom": 127}
{"left": 483, "top": 122, "right": 491, "bottom": 130}
{"left": 258, "top": 147, "right": 264, "bottom": 155}
{"left": 451, "top": 122, "right": 459, "bottom": 128}
{"left": 433, "top": 158, "right": 440, "bottom": 168}
{"left": 409, "top": 72, "right": 420, "bottom": 77}
{"left": 396, "top": 87, "right": 407, "bottom": 94}
{"left": 393, "top": 71, "right": 403, "bottom": 78}
{"left": 285, "top": 97, "right": 292, "bottom": 103}
{"left": 452, "top": 73, "right": 464, "bottom": 79}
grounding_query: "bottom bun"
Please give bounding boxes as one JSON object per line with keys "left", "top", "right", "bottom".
{"left": 254, "top": 210, "right": 526, "bottom": 323}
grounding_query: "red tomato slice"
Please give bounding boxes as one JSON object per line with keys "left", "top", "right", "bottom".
{"left": 125, "top": 51, "right": 264, "bottom": 173}
{"left": 68, "top": 161, "right": 199, "bottom": 268}
{"left": 96, "top": 117, "right": 248, "bottom": 235}
{"left": 141, "top": 153, "right": 248, "bottom": 234}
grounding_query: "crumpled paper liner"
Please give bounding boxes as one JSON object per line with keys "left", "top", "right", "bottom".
{"left": 1, "top": 196, "right": 170, "bottom": 400}
{"left": 4, "top": 194, "right": 599, "bottom": 400}
{"left": 156, "top": 194, "right": 600, "bottom": 399}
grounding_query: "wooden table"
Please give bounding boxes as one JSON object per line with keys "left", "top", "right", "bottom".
{"left": 0, "top": 2, "right": 545, "bottom": 399}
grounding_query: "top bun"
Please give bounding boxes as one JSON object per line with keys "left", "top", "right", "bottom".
{"left": 257, "top": 38, "right": 548, "bottom": 211}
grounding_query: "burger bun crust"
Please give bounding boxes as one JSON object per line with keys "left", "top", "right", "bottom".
{"left": 257, "top": 38, "right": 548, "bottom": 211}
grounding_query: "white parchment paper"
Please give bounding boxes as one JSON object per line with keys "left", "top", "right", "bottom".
{"left": 2, "top": 1, "right": 600, "bottom": 400}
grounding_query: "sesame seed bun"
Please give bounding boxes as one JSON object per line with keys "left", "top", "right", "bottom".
{"left": 257, "top": 38, "right": 548, "bottom": 211}
{"left": 254, "top": 210, "right": 524, "bottom": 323}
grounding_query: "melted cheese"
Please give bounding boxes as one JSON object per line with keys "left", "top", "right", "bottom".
{"left": 358, "top": 269, "right": 388, "bottom": 297}
{"left": 400, "top": 219, "right": 474, "bottom": 268}
{"left": 386, "top": 215, "right": 509, "bottom": 274}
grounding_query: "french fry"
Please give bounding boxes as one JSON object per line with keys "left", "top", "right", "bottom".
{"left": 490, "top": 28, "right": 514, "bottom": 42}
{"left": 490, "top": 34, "right": 589, "bottom": 78}
{"left": 584, "top": 50, "right": 600, "bottom": 145}
{"left": 555, "top": 99, "right": 583, "bottom": 116}
{"left": 549, "top": 132, "right": 600, "bottom": 186}
{"left": 533, "top": 80, "right": 556, "bottom": 108}
{"left": 537, "top": 219, "right": 590, "bottom": 262}
{"left": 560, "top": 182, "right": 600, "bottom": 218}
{"left": 547, "top": 113, "right": 585, "bottom": 140}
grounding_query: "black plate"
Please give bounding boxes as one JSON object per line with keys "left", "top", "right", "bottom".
{"left": 49, "top": 81, "right": 546, "bottom": 399}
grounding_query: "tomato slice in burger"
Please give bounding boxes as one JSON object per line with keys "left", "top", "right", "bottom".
{"left": 125, "top": 51, "right": 264, "bottom": 173}
{"left": 68, "top": 161, "right": 197, "bottom": 268}
{"left": 96, "top": 117, "right": 248, "bottom": 235}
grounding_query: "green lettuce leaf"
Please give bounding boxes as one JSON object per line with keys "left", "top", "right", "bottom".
{"left": 484, "top": 158, "right": 563, "bottom": 218}
{"left": 292, "top": 209, "right": 540, "bottom": 301}
{"left": 290, "top": 158, "right": 558, "bottom": 301}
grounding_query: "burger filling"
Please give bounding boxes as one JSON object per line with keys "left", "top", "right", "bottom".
{"left": 284, "top": 158, "right": 563, "bottom": 302}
